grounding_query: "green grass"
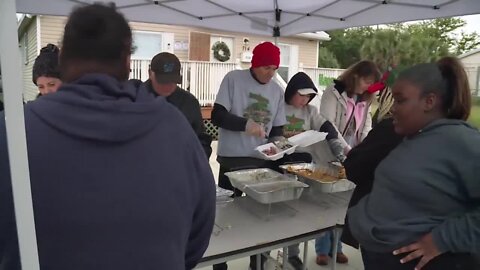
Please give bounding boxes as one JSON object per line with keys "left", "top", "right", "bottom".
{"left": 469, "top": 104, "right": 480, "bottom": 128}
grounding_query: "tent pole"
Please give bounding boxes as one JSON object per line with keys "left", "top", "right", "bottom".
{"left": 0, "top": 1, "right": 40, "bottom": 270}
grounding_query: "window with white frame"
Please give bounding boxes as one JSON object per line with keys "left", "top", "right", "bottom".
{"left": 278, "top": 44, "right": 290, "bottom": 82}
{"left": 131, "top": 31, "right": 174, "bottom": 60}
{"left": 277, "top": 43, "right": 299, "bottom": 83}
{"left": 20, "top": 33, "right": 28, "bottom": 65}
{"left": 210, "top": 36, "right": 234, "bottom": 62}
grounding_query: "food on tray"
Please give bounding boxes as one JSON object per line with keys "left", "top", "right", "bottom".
{"left": 262, "top": 146, "right": 278, "bottom": 156}
{"left": 226, "top": 169, "right": 283, "bottom": 186}
{"left": 273, "top": 139, "right": 294, "bottom": 150}
{"left": 251, "top": 172, "right": 282, "bottom": 182}
{"left": 286, "top": 166, "right": 339, "bottom": 182}
{"left": 328, "top": 161, "right": 347, "bottom": 179}
{"left": 338, "top": 167, "right": 347, "bottom": 179}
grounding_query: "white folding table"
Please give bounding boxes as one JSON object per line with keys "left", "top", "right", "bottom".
{"left": 197, "top": 190, "right": 353, "bottom": 270}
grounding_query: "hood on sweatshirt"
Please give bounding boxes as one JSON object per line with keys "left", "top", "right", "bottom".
{"left": 285, "top": 72, "right": 318, "bottom": 104}
{"left": 26, "top": 74, "right": 166, "bottom": 143}
{"left": 413, "top": 118, "right": 478, "bottom": 138}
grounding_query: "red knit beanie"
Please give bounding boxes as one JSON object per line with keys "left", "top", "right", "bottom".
{"left": 251, "top": 42, "right": 280, "bottom": 68}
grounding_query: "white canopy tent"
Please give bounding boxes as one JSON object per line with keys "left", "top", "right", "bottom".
{"left": 15, "top": 0, "right": 480, "bottom": 37}
{"left": 1, "top": 0, "right": 480, "bottom": 269}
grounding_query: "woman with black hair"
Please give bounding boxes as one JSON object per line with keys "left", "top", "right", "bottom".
{"left": 349, "top": 57, "right": 480, "bottom": 270}
{"left": 32, "top": 43, "right": 61, "bottom": 96}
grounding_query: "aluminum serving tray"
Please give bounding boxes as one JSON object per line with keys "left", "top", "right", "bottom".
{"left": 216, "top": 186, "right": 234, "bottom": 204}
{"left": 224, "top": 168, "right": 284, "bottom": 191}
{"left": 280, "top": 163, "right": 352, "bottom": 193}
{"left": 224, "top": 168, "right": 309, "bottom": 204}
{"left": 244, "top": 181, "right": 308, "bottom": 204}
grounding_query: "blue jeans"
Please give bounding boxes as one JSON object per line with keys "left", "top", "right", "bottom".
{"left": 315, "top": 230, "right": 343, "bottom": 255}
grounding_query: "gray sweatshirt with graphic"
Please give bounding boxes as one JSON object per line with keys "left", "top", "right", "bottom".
{"left": 348, "top": 119, "right": 480, "bottom": 254}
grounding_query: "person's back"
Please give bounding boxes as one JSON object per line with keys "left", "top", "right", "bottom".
{"left": 0, "top": 4, "right": 215, "bottom": 270}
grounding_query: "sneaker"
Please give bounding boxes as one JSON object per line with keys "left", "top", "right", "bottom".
{"left": 335, "top": 253, "right": 349, "bottom": 264}
{"left": 316, "top": 254, "right": 329, "bottom": 266}
{"left": 287, "top": 256, "right": 305, "bottom": 270}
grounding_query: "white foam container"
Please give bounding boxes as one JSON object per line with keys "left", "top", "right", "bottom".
{"left": 255, "top": 130, "right": 327, "bottom": 160}
{"left": 255, "top": 143, "right": 296, "bottom": 161}
{"left": 288, "top": 130, "right": 328, "bottom": 147}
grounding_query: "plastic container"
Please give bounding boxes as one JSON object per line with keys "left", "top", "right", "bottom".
{"left": 288, "top": 130, "right": 327, "bottom": 147}
{"left": 255, "top": 142, "right": 296, "bottom": 161}
{"left": 254, "top": 131, "right": 327, "bottom": 160}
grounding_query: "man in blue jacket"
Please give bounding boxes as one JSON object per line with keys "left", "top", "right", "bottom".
{"left": 0, "top": 4, "right": 215, "bottom": 270}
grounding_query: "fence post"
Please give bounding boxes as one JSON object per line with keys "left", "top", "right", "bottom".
{"left": 142, "top": 61, "right": 149, "bottom": 81}
{"left": 476, "top": 66, "right": 480, "bottom": 97}
{"left": 191, "top": 62, "right": 198, "bottom": 102}
{"left": 181, "top": 61, "right": 189, "bottom": 91}
{"left": 235, "top": 58, "right": 242, "bottom": 70}
{"left": 298, "top": 62, "right": 304, "bottom": 72}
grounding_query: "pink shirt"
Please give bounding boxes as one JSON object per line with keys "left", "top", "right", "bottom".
{"left": 345, "top": 96, "right": 367, "bottom": 145}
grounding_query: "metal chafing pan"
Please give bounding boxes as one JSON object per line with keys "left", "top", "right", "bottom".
{"left": 244, "top": 181, "right": 308, "bottom": 204}
{"left": 224, "top": 168, "right": 308, "bottom": 204}
{"left": 279, "top": 163, "right": 353, "bottom": 193}
{"left": 224, "top": 168, "right": 284, "bottom": 191}
{"left": 216, "top": 186, "right": 234, "bottom": 204}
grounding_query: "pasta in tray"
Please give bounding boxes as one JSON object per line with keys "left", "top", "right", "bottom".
{"left": 286, "top": 166, "right": 341, "bottom": 183}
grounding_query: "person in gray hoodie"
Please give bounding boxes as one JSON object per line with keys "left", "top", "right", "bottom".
{"left": 348, "top": 57, "right": 480, "bottom": 270}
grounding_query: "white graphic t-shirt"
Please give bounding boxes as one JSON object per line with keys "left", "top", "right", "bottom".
{"left": 215, "top": 69, "right": 286, "bottom": 157}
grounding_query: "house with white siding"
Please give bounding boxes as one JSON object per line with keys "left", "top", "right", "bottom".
{"left": 17, "top": 15, "right": 341, "bottom": 104}
{"left": 459, "top": 48, "right": 480, "bottom": 96}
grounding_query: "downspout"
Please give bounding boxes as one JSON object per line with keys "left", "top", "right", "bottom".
{"left": 36, "top": 15, "right": 42, "bottom": 54}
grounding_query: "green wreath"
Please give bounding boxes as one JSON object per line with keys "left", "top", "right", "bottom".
{"left": 211, "top": 41, "right": 231, "bottom": 62}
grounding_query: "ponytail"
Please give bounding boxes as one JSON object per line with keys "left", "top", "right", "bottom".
{"left": 437, "top": 57, "right": 471, "bottom": 120}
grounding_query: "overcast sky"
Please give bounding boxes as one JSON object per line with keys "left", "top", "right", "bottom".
{"left": 459, "top": 14, "right": 480, "bottom": 34}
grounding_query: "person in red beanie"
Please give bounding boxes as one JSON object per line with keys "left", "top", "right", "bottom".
{"left": 211, "top": 42, "right": 287, "bottom": 270}
{"left": 250, "top": 41, "right": 281, "bottom": 83}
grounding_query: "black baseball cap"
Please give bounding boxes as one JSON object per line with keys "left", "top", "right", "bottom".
{"left": 150, "top": 52, "right": 182, "bottom": 84}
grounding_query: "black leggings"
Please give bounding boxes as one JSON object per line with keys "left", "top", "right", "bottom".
{"left": 361, "top": 248, "right": 479, "bottom": 270}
